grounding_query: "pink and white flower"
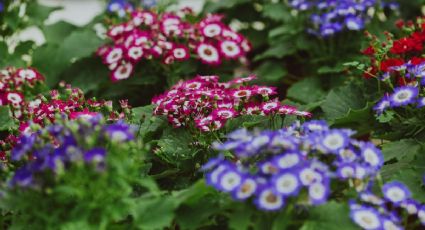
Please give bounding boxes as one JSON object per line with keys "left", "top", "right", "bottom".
{"left": 219, "top": 40, "right": 242, "bottom": 59}
{"left": 111, "top": 62, "right": 133, "bottom": 81}
{"left": 196, "top": 43, "right": 221, "bottom": 65}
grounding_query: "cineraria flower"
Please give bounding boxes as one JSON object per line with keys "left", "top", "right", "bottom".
{"left": 9, "top": 114, "right": 136, "bottom": 188}
{"left": 203, "top": 120, "right": 383, "bottom": 211}
{"left": 350, "top": 181, "right": 425, "bottom": 229}
{"left": 98, "top": 8, "right": 250, "bottom": 81}
{"left": 288, "top": 0, "right": 395, "bottom": 37}
{"left": 362, "top": 17, "right": 425, "bottom": 116}
{"left": 152, "top": 75, "right": 310, "bottom": 132}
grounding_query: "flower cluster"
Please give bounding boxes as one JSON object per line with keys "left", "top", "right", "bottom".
{"left": 202, "top": 120, "right": 383, "bottom": 211}
{"left": 0, "top": 67, "right": 46, "bottom": 118}
{"left": 350, "top": 181, "right": 425, "bottom": 229}
{"left": 288, "top": 0, "right": 396, "bottom": 37}
{"left": 10, "top": 114, "right": 135, "bottom": 188}
{"left": 0, "top": 74, "right": 131, "bottom": 165}
{"left": 97, "top": 8, "right": 251, "bottom": 81}
{"left": 361, "top": 17, "right": 425, "bottom": 114}
{"left": 152, "top": 75, "right": 310, "bottom": 132}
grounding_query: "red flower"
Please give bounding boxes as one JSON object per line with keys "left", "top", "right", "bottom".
{"left": 380, "top": 58, "right": 404, "bottom": 72}
{"left": 361, "top": 46, "right": 375, "bottom": 56}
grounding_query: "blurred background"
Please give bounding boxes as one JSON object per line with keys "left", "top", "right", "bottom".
{"left": 20, "top": 0, "right": 205, "bottom": 44}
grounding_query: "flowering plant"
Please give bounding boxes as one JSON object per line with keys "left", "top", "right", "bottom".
{"left": 203, "top": 120, "right": 383, "bottom": 211}
{"left": 97, "top": 8, "right": 251, "bottom": 82}
{"left": 152, "top": 74, "right": 310, "bottom": 132}
{"left": 350, "top": 181, "right": 425, "bottom": 229}
{"left": 288, "top": 0, "right": 398, "bottom": 37}
{"left": 0, "top": 114, "right": 152, "bottom": 228}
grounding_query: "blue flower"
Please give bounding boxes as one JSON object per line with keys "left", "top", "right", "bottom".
{"left": 382, "top": 181, "right": 411, "bottom": 204}
{"left": 389, "top": 86, "right": 419, "bottom": 107}
{"left": 104, "top": 122, "right": 135, "bottom": 142}
{"left": 350, "top": 206, "right": 383, "bottom": 230}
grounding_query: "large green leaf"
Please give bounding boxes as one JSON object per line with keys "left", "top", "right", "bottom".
{"left": 42, "top": 21, "right": 78, "bottom": 44}
{"left": 32, "top": 28, "right": 103, "bottom": 86}
{"left": 382, "top": 139, "right": 422, "bottom": 162}
{"left": 300, "top": 202, "right": 358, "bottom": 230}
{"left": 321, "top": 83, "right": 366, "bottom": 120}
{"left": 26, "top": 2, "right": 61, "bottom": 25}
{"left": 262, "top": 3, "right": 292, "bottom": 22}
{"left": 0, "top": 106, "right": 16, "bottom": 131}
{"left": 254, "top": 61, "right": 287, "bottom": 83}
{"left": 133, "top": 196, "right": 177, "bottom": 230}
{"left": 287, "top": 77, "right": 326, "bottom": 104}
{"left": 254, "top": 43, "right": 297, "bottom": 61}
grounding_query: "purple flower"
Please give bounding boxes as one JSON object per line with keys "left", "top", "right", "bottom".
{"left": 217, "top": 170, "right": 243, "bottom": 192}
{"left": 232, "top": 177, "right": 257, "bottom": 200}
{"left": 320, "top": 130, "right": 349, "bottom": 153}
{"left": 84, "top": 148, "right": 106, "bottom": 163}
{"left": 350, "top": 206, "right": 383, "bottom": 230}
{"left": 345, "top": 16, "right": 364, "bottom": 30}
{"left": 104, "top": 122, "right": 135, "bottom": 142}
{"left": 373, "top": 96, "right": 391, "bottom": 114}
{"left": 255, "top": 188, "right": 285, "bottom": 211}
{"left": 273, "top": 171, "right": 301, "bottom": 197}
{"left": 308, "top": 181, "right": 329, "bottom": 205}
{"left": 360, "top": 143, "right": 383, "bottom": 169}
{"left": 382, "top": 181, "right": 411, "bottom": 204}
{"left": 389, "top": 86, "right": 419, "bottom": 107}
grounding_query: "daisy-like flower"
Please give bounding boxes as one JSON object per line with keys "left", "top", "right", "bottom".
{"left": 211, "top": 108, "right": 238, "bottom": 120}
{"left": 389, "top": 86, "right": 419, "bottom": 107}
{"left": 273, "top": 171, "right": 301, "bottom": 196}
{"left": 104, "top": 122, "right": 135, "bottom": 142}
{"left": 84, "top": 147, "right": 106, "bottom": 163}
{"left": 105, "top": 47, "right": 123, "bottom": 64}
{"left": 218, "top": 170, "right": 242, "bottom": 192}
{"left": 219, "top": 40, "right": 242, "bottom": 59}
{"left": 320, "top": 130, "right": 349, "bottom": 153}
{"left": 171, "top": 45, "right": 190, "bottom": 61}
{"left": 126, "top": 46, "right": 144, "bottom": 62}
{"left": 382, "top": 181, "right": 411, "bottom": 204}
{"left": 6, "top": 92, "right": 24, "bottom": 105}
{"left": 111, "top": 62, "right": 133, "bottom": 81}
{"left": 361, "top": 143, "right": 383, "bottom": 169}
{"left": 200, "top": 23, "right": 223, "bottom": 38}
{"left": 256, "top": 188, "right": 285, "bottom": 211}
{"left": 308, "top": 181, "right": 329, "bottom": 204}
{"left": 233, "top": 177, "right": 257, "bottom": 200}
{"left": 274, "top": 152, "right": 301, "bottom": 169}
{"left": 350, "top": 207, "right": 383, "bottom": 230}
{"left": 196, "top": 43, "right": 220, "bottom": 65}
{"left": 374, "top": 96, "right": 391, "bottom": 114}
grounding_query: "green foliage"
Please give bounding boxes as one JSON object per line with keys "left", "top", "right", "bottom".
{"left": 0, "top": 106, "right": 15, "bottom": 131}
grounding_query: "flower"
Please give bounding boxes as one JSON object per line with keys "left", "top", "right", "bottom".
{"left": 152, "top": 75, "right": 309, "bottom": 132}
{"left": 389, "top": 86, "right": 419, "bottom": 107}
{"left": 9, "top": 115, "right": 135, "bottom": 188}
{"left": 382, "top": 181, "right": 411, "bottom": 204}
{"left": 203, "top": 120, "right": 383, "bottom": 211}
{"left": 98, "top": 9, "right": 250, "bottom": 81}
{"left": 350, "top": 207, "right": 383, "bottom": 230}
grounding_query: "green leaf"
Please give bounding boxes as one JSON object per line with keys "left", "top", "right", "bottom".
{"left": 134, "top": 196, "right": 177, "bottom": 230}
{"left": 26, "top": 2, "right": 61, "bottom": 25}
{"left": 321, "top": 83, "right": 366, "bottom": 120}
{"left": 287, "top": 77, "right": 326, "bottom": 104}
{"left": 382, "top": 139, "right": 421, "bottom": 162}
{"left": 301, "top": 202, "right": 358, "bottom": 230}
{"left": 228, "top": 206, "right": 253, "bottom": 230}
{"left": 254, "top": 61, "right": 287, "bottom": 83}
{"left": 262, "top": 3, "right": 291, "bottom": 22}
{"left": 0, "top": 106, "right": 15, "bottom": 131}
{"left": 156, "top": 128, "right": 200, "bottom": 165}
{"left": 132, "top": 105, "right": 166, "bottom": 139}
{"left": 32, "top": 28, "right": 103, "bottom": 86}
{"left": 331, "top": 103, "right": 374, "bottom": 135}
{"left": 254, "top": 43, "right": 296, "bottom": 61}
{"left": 42, "top": 21, "right": 78, "bottom": 44}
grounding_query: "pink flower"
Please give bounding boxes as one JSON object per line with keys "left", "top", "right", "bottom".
{"left": 111, "top": 62, "right": 133, "bottom": 81}
{"left": 200, "top": 22, "right": 223, "bottom": 38}
{"left": 219, "top": 40, "right": 242, "bottom": 59}
{"left": 171, "top": 45, "right": 190, "bottom": 61}
{"left": 196, "top": 43, "right": 221, "bottom": 65}
{"left": 212, "top": 108, "right": 238, "bottom": 120}
{"left": 126, "top": 46, "right": 144, "bottom": 62}
{"left": 104, "top": 47, "right": 124, "bottom": 64}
